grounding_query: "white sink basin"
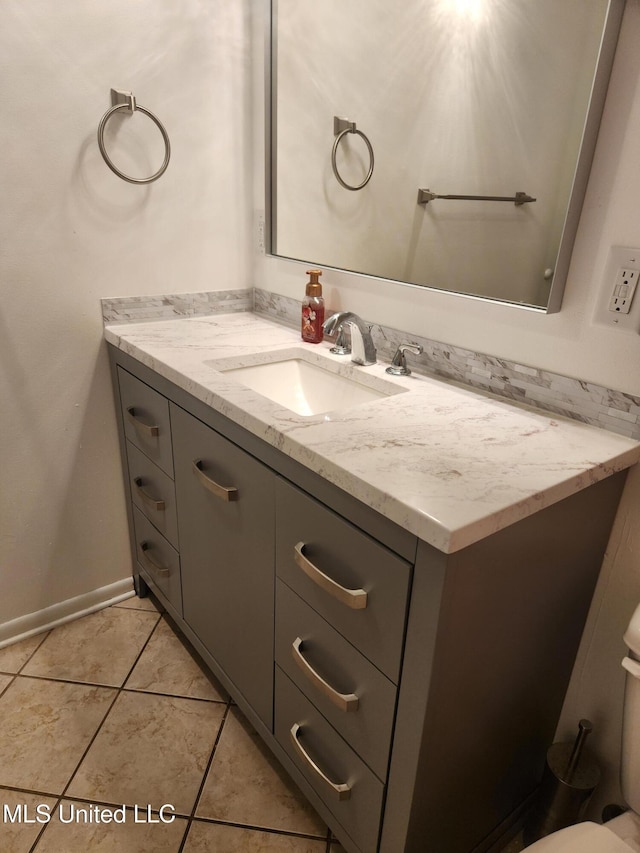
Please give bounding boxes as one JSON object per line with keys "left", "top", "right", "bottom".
{"left": 207, "top": 349, "right": 406, "bottom": 416}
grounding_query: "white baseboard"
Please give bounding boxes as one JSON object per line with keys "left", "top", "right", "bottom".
{"left": 0, "top": 578, "right": 135, "bottom": 649}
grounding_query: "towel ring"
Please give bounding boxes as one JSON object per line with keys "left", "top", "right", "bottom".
{"left": 331, "top": 117, "right": 374, "bottom": 191}
{"left": 97, "top": 90, "right": 171, "bottom": 185}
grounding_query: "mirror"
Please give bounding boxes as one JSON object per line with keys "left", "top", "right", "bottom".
{"left": 269, "top": 0, "right": 625, "bottom": 311}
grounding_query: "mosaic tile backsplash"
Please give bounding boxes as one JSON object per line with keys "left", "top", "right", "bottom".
{"left": 101, "top": 289, "right": 252, "bottom": 324}
{"left": 103, "top": 288, "right": 640, "bottom": 441}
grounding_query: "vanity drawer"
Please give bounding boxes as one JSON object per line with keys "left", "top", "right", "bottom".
{"left": 276, "top": 479, "right": 411, "bottom": 682}
{"left": 275, "top": 667, "right": 384, "bottom": 853}
{"left": 118, "top": 367, "right": 173, "bottom": 477}
{"left": 126, "top": 441, "right": 179, "bottom": 549}
{"left": 276, "top": 579, "right": 396, "bottom": 781}
{"left": 132, "top": 506, "right": 182, "bottom": 615}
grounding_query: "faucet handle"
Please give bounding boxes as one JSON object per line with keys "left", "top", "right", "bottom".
{"left": 386, "top": 343, "right": 423, "bottom": 376}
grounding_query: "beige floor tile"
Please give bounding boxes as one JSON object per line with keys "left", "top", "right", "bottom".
{"left": 197, "top": 708, "right": 327, "bottom": 837}
{"left": 0, "top": 673, "right": 13, "bottom": 694}
{"left": 32, "top": 800, "right": 187, "bottom": 853}
{"left": 22, "top": 607, "right": 160, "bottom": 687}
{"left": 125, "top": 618, "right": 227, "bottom": 702}
{"left": 67, "top": 691, "right": 225, "bottom": 814}
{"left": 0, "top": 632, "right": 48, "bottom": 674}
{"left": 0, "top": 791, "right": 58, "bottom": 853}
{"left": 115, "top": 595, "right": 159, "bottom": 613}
{"left": 183, "top": 820, "right": 327, "bottom": 852}
{"left": 0, "top": 677, "right": 116, "bottom": 793}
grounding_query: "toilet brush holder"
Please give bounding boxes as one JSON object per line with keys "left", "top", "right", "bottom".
{"left": 524, "top": 719, "right": 601, "bottom": 845}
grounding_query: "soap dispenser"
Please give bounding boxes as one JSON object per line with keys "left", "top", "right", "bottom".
{"left": 301, "top": 269, "right": 325, "bottom": 344}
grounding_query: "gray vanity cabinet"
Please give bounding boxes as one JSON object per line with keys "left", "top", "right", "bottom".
{"left": 170, "top": 402, "right": 276, "bottom": 729}
{"left": 109, "top": 346, "right": 628, "bottom": 853}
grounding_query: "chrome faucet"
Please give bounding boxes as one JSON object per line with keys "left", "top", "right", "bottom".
{"left": 322, "top": 312, "right": 377, "bottom": 366}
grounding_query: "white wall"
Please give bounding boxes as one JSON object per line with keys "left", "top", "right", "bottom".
{"left": 0, "top": 0, "right": 251, "bottom": 629}
{"left": 258, "top": 0, "right": 640, "bottom": 814}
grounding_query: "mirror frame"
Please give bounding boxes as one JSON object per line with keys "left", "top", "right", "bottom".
{"left": 266, "top": 0, "right": 626, "bottom": 313}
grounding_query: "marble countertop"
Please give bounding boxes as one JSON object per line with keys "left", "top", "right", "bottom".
{"left": 105, "top": 312, "right": 640, "bottom": 553}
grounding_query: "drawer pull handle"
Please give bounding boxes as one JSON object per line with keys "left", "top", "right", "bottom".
{"left": 139, "top": 541, "right": 170, "bottom": 577}
{"left": 294, "top": 543, "right": 368, "bottom": 610}
{"left": 126, "top": 407, "right": 160, "bottom": 438}
{"left": 292, "top": 638, "right": 359, "bottom": 712}
{"left": 289, "top": 723, "right": 352, "bottom": 801}
{"left": 133, "top": 477, "right": 166, "bottom": 512}
{"left": 192, "top": 460, "right": 239, "bottom": 502}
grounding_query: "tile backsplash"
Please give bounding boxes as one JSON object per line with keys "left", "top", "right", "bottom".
{"left": 101, "top": 289, "right": 252, "bottom": 325}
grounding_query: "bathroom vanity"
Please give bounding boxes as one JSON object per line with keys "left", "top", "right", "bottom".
{"left": 106, "top": 312, "right": 639, "bottom": 853}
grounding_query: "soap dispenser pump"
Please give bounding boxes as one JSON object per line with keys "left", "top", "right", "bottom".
{"left": 301, "top": 269, "right": 325, "bottom": 344}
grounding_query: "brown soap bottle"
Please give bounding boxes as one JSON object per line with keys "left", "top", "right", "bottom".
{"left": 301, "top": 269, "right": 325, "bottom": 344}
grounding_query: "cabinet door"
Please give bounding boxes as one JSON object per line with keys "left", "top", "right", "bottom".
{"left": 171, "top": 403, "right": 275, "bottom": 728}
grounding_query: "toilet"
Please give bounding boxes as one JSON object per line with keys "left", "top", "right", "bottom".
{"left": 525, "top": 603, "right": 640, "bottom": 852}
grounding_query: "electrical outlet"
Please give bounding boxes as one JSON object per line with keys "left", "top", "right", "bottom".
{"left": 608, "top": 267, "right": 638, "bottom": 314}
{"left": 593, "top": 246, "right": 640, "bottom": 333}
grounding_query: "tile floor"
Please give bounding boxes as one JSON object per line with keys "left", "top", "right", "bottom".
{"left": 0, "top": 592, "right": 530, "bottom": 853}
{"left": 0, "top": 594, "right": 343, "bottom": 853}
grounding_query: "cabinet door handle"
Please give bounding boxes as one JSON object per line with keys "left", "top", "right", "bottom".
{"left": 139, "top": 541, "right": 170, "bottom": 577}
{"left": 289, "top": 723, "right": 352, "bottom": 801}
{"left": 133, "top": 477, "right": 166, "bottom": 512}
{"left": 126, "top": 406, "right": 160, "bottom": 438}
{"left": 292, "top": 638, "right": 359, "bottom": 712}
{"left": 294, "top": 543, "right": 368, "bottom": 610}
{"left": 192, "top": 460, "right": 239, "bottom": 502}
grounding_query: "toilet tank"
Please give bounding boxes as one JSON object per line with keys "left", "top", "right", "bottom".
{"left": 622, "top": 603, "right": 640, "bottom": 813}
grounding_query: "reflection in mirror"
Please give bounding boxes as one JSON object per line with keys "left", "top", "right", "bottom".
{"left": 270, "top": 0, "right": 625, "bottom": 311}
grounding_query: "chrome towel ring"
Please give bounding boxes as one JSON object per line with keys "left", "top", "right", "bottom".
{"left": 97, "top": 89, "right": 171, "bottom": 185}
{"left": 331, "top": 116, "right": 374, "bottom": 191}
